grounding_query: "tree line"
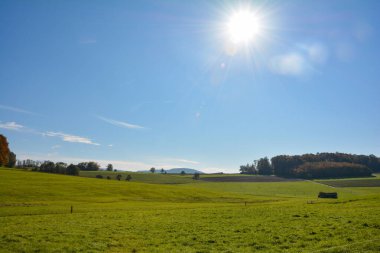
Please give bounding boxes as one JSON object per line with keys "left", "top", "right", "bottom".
{"left": 241, "top": 152, "right": 380, "bottom": 179}
{"left": 15, "top": 159, "right": 102, "bottom": 176}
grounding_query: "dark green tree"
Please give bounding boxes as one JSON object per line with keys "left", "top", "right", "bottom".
{"left": 77, "top": 161, "right": 100, "bottom": 171}
{"left": 55, "top": 162, "right": 67, "bottom": 174}
{"left": 239, "top": 163, "right": 256, "bottom": 174}
{"left": 150, "top": 167, "right": 156, "bottom": 173}
{"left": 257, "top": 157, "right": 272, "bottom": 175}
{"left": 40, "top": 161, "right": 55, "bottom": 173}
{"left": 87, "top": 161, "right": 100, "bottom": 171}
{"left": 7, "top": 152, "right": 16, "bottom": 168}
{"left": 116, "top": 174, "right": 122, "bottom": 181}
{"left": 126, "top": 174, "right": 132, "bottom": 181}
{"left": 181, "top": 170, "right": 186, "bottom": 175}
{"left": 66, "top": 164, "right": 79, "bottom": 176}
{"left": 107, "top": 164, "right": 113, "bottom": 171}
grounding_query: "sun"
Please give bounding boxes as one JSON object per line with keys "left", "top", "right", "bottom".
{"left": 226, "top": 9, "right": 261, "bottom": 44}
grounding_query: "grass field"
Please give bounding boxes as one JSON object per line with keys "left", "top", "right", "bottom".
{"left": 1, "top": 168, "right": 380, "bottom": 252}
{"left": 80, "top": 170, "right": 195, "bottom": 184}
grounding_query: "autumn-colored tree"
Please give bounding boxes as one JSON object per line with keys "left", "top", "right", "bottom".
{"left": 0, "top": 135, "right": 10, "bottom": 167}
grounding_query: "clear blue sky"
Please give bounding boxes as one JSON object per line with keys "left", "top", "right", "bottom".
{"left": 1, "top": 0, "right": 379, "bottom": 172}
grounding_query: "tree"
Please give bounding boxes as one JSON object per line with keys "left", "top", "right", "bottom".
{"left": 77, "top": 162, "right": 88, "bottom": 170}
{"left": 257, "top": 157, "right": 272, "bottom": 175}
{"left": 87, "top": 161, "right": 100, "bottom": 171}
{"left": 116, "top": 174, "right": 122, "bottom": 181}
{"left": 239, "top": 163, "right": 256, "bottom": 174}
{"left": 40, "top": 161, "right": 55, "bottom": 173}
{"left": 150, "top": 167, "right": 156, "bottom": 173}
{"left": 192, "top": 172, "right": 200, "bottom": 180}
{"left": 181, "top": 170, "right": 186, "bottom": 175}
{"left": 160, "top": 168, "right": 165, "bottom": 174}
{"left": 107, "top": 164, "right": 113, "bottom": 171}
{"left": 66, "top": 164, "right": 79, "bottom": 176}
{"left": 7, "top": 152, "right": 16, "bottom": 168}
{"left": 126, "top": 174, "right": 132, "bottom": 181}
{"left": 55, "top": 162, "right": 67, "bottom": 174}
{"left": 0, "top": 134, "right": 10, "bottom": 167}
{"left": 77, "top": 161, "right": 100, "bottom": 171}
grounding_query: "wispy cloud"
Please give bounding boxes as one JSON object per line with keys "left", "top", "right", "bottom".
{"left": 43, "top": 132, "right": 100, "bottom": 146}
{"left": 0, "top": 120, "right": 100, "bottom": 146}
{"left": 0, "top": 121, "right": 24, "bottom": 131}
{"left": 96, "top": 115, "right": 145, "bottom": 129}
{"left": 171, "top": 158, "right": 200, "bottom": 165}
{"left": 0, "top": 104, "right": 40, "bottom": 116}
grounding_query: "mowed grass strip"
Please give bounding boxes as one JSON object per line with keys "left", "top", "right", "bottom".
{"left": 317, "top": 179, "right": 380, "bottom": 188}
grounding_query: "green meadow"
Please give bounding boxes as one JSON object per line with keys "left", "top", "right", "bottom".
{"left": 1, "top": 168, "right": 380, "bottom": 252}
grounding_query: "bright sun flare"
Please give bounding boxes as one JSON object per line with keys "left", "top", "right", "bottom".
{"left": 227, "top": 10, "right": 260, "bottom": 44}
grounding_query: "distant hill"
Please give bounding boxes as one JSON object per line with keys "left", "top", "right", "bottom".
{"left": 137, "top": 168, "right": 204, "bottom": 174}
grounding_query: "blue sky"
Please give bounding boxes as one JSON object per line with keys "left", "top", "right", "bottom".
{"left": 1, "top": 0, "right": 379, "bottom": 172}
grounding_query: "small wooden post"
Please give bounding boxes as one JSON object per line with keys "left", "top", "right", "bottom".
{"left": 71, "top": 205, "right": 73, "bottom": 214}
{"left": 245, "top": 202, "right": 247, "bottom": 206}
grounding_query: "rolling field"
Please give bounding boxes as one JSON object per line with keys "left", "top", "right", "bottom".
{"left": 80, "top": 170, "right": 195, "bottom": 184}
{"left": 1, "top": 168, "right": 380, "bottom": 252}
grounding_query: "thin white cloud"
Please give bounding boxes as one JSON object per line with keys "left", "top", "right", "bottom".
{"left": 43, "top": 131, "right": 100, "bottom": 146}
{"left": 96, "top": 115, "right": 145, "bottom": 129}
{"left": 172, "top": 158, "right": 200, "bottom": 165}
{"left": 0, "top": 121, "right": 24, "bottom": 131}
{"left": 51, "top": 145, "right": 61, "bottom": 150}
{"left": 0, "top": 104, "right": 39, "bottom": 116}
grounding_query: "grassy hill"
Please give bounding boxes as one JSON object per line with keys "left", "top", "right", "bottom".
{"left": 1, "top": 167, "right": 380, "bottom": 252}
